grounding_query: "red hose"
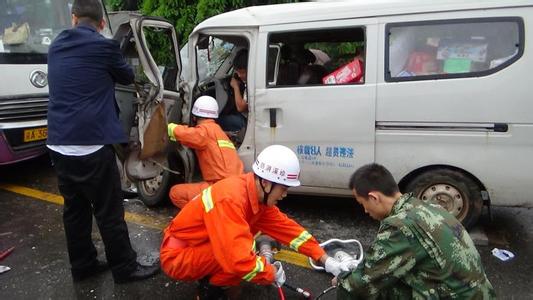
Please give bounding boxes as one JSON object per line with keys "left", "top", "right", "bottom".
{"left": 277, "top": 286, "right": 286, "bottom": 300}
{"left": 0, "top": 247, "right": 15, "bottom": 261}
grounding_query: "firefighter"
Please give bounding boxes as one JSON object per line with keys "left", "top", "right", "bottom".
{"left": 160, "top": 145, "right": 349, "bottom": 298}
{"left": 167, "top": 96, "right": 244, "bottom": 208}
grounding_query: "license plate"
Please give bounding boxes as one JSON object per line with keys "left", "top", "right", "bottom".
{"left": 23, "top": 127, "right": 47, "bottom": 142}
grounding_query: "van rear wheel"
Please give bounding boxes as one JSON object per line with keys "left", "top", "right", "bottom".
{"left": 405, "top": 169, "right": 483, "bottom": 229}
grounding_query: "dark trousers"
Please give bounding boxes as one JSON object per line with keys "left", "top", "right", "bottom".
{"left": 217, "top": 114, "right": 246, "bottom": 132}
{"left": 49, "top": 145, "right": 136, "bottom": 277}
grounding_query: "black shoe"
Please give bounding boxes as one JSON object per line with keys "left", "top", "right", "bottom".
{"left": 72, "top": 260, "right": 109, "bottom": 282}
{"left": 113, "top": 262, "right": 160, "bottom": 284}
{"left": 196, "top": 277, "right": 228, "bottom": 300}
{"left": 121, "top": 186, "right": 138, "bottom": 199}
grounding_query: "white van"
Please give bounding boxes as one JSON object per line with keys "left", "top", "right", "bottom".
{"left": 117, "top": 0, "right": 533, "bottom": 228}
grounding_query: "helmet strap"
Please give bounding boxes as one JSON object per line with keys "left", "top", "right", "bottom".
{"left": 191, "top": 115, "right": 198, "bottom": 126}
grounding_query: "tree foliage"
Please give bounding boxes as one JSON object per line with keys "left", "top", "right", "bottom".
{"left": 106, "top": 0, "right": 122, "bottom": 10}
{"left": 107, "top": 0, "right": 141, "bottom": 11}
{"left": 106, "top": 0, "right": 299, "bottom": 45}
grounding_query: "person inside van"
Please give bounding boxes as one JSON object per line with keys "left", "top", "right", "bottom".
{"left": 333, "top": 163, "right": 495, "bottom": 299}
{"left": 218, "top": 49, "right": 248, "bottom": 132}
{"left": 167, "top": 95, "right": 244, "bottom": 209}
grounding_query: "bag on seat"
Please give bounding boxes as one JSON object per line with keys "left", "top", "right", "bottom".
{"left": 3, "top": 22, "right": 30, "bottom": 45}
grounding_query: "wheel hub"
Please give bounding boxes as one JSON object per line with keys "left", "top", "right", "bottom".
{"left": 419, "top": 184, "right": 464, "bottom": 217}
{"left": 140, "top": 171, "right": 164, "bottom": 196}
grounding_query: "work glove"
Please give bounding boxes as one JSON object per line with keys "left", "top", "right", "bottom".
{"left": 273, "top": 261, "right": 286, "bottom": 287}
{"left": 167, "top": 123, "right": 178, "bottom": 142}
{"left": 340, "top": 258, "right": 360, "bottom": 272}
{"left": 325, "top": 257, "right": 350, "bottom": 277}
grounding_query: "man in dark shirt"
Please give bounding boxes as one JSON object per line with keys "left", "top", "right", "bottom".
{"left": 47, "top": 0, "right": 158, "bottom": 283}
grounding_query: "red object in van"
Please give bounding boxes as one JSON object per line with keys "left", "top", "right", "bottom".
{"left": 405, "top": 51, "right": 435, "bottom": 74}
{"left": 322, "top": 59, "right": 364, "bottom": 84}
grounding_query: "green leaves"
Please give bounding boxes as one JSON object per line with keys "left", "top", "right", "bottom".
{"left": 107, "top": 0, "right": 126, "bottom": 10}
{"left": 140, "top": 0, "right": 243, "bottom": 45}
{"left": 106, "top": 0, "right": 296, "bottom": 46}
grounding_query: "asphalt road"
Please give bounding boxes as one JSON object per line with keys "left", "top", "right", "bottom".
{"left": 1, "top": 154, "right": 532, "bottom": 299}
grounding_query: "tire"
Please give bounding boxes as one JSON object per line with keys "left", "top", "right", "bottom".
{"left": 404, "top": 168, "right": 483, "bottom": 229}
{"left": 115, "top": 153, "right": 139, "bottom": 199}
{"left": 137, "top": 152, "right": 185, "bottom": 207}
{"left": 137, "top": 168, "right": 171, "bottom": 207}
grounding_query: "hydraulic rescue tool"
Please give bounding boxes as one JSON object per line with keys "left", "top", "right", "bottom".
{"left": 308, "top": 239, "right": 363, "bottom": 271}
{"left": 256, "top": 235, "right": 312, "bottom": 299}
{"left": 255, "top": 235, "right": 364, "bottom": 299}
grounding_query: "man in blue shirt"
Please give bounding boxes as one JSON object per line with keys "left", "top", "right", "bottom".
{"left": 47, "top": 0, "right": 158, "bottom": 283}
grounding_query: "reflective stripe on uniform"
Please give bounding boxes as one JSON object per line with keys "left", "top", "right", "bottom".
{"left": 289, "top": 230, "right": 312, "bottom": 251}
{"left": 201, "top": 186, "right": 214, "bottom": 213}
{"left": 242, "top": 256, "right": 264, "bottom": 282}
{"left": 217, "top": 140, "right": 235, "bottom": 149}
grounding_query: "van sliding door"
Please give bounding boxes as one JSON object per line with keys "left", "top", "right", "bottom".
{"left": 255, "top": 20, "right": 378, "bottom": 191}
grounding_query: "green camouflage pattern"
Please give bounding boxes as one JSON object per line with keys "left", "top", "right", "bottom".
{"left": 337, "top": 193, "right": 496, "bottom": 299}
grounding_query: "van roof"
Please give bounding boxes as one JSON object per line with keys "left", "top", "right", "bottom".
{"left": 192, "top": 0, "right": 532, "bottom": 33}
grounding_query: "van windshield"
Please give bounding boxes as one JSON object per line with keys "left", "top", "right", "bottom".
{"left": 196, "top": 36, "right": 234, "bottom": 82}
{"left": 0, "top": 0, "right": 72, "bottom": 64}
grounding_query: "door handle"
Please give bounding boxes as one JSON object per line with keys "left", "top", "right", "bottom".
{"left": 269, "top": 108, "right": 277, "bottom": 128}
{"left": 493, "top": 123, "right": 508, "bottom": 132}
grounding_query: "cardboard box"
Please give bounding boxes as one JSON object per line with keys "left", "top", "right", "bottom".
{"left": 323, "top": 59, "right": 363, "bottom": 84}
{"left": 443, "top": 58, "right": 472, "bottom": 73}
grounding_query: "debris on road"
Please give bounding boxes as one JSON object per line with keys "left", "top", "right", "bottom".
{"left": 492, "top": 248, "right": 515, "bottom": 261}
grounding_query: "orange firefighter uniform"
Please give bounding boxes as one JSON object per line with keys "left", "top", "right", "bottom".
{"left": 169, "top": 119, "right": 243, "bottom": 208}
{"left": 160, "top": 172, "right": 326, "bottom": 286}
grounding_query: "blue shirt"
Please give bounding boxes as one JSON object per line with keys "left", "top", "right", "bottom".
{"left": 47, "top": 24, "right": 134, "bottom": 145}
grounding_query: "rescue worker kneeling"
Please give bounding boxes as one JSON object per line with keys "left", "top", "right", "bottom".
{"left": 160, "top": 145, "right": 350, "bottom": 298}
{"left": 167, "top": 96, "right": 243, "bottom": 209}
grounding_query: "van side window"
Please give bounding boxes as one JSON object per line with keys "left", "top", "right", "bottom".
{"left": 386, "top": 18, "right": 523, "bottom": 82}
{"left": 267, "top": 27, "right": 365, "bottom": 87}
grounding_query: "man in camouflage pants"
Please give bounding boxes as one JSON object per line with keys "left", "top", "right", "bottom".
{"left": 335, "top": 163, "right": 495, "bottom": 299}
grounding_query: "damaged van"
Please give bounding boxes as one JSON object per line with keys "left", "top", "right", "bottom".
{"left": 115, "top": 0, "right": 533, "bottom": 228}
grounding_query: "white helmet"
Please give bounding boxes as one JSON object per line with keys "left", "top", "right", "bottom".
{"left": 252, "top": 145, "right": 301, "bottom": 187}
{"left": 192, "top": 96, "right": 219, "bottom": 118}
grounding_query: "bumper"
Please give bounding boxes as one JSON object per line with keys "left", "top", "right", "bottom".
{"left": 0, "top": 129, "right": 47, "bottom": 165}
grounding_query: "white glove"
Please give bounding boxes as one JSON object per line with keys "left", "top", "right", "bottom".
{"left": 325, "top": 257, "right": 350, "bottom": 276}
{"left": 273, "top": 261, "right": 286, "bottom": 287}
{"left": 340, "top": 258, "right": 360, "bottom": 271}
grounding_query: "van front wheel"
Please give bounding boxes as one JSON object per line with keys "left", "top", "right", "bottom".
{"left": 137, "top": 169, "right": 171, "bottom": 207}
{"left": 405, "top": 169, "right": 483, "bottom": 229}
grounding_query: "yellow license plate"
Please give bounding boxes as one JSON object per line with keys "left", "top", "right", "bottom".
{"left": 23, "top": 127, "right": 48, "bottom": 142}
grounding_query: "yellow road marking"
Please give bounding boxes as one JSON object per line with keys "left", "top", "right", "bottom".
{"left": 0, "top": 183, "right": 64, "bottom": 205}
{"left": 275, "top": 249, "right": 312, "bottom": 269}
{"left": 0, "top": 183, "right": 165, "bottom": 230}
{"left": 0, "top": 183, "right": 313, "bottom": 268}
{"left": 124, "top": 212, "right": 166, "bottom": 230}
